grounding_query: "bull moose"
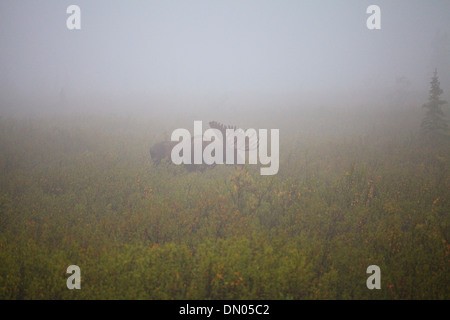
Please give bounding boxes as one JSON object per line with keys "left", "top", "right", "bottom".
{"left": 149, "top": 121, "right": 257, "bottom": 171}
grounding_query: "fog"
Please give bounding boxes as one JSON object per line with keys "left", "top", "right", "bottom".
{"left": 1, "top": 2, "right": 450, "bottom": 300}
{"left": 1, "top": 0, "right": 450, "bottom": 118}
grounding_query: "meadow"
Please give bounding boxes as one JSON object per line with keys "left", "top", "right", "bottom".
{"left": 0, "top": 104, "right": 448, "bottom": 299}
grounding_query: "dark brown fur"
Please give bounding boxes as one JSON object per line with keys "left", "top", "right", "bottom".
{"left": 150, "top": 121, "right": 254, "bottom": 171}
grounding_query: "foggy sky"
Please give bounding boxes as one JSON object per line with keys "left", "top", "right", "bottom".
{"left": 1, "top": 0, "right": 450, "bottom": 115}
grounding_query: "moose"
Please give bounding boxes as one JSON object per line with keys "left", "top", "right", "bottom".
{"left": 149, "top": 121, "right": 258, "bottom": 172}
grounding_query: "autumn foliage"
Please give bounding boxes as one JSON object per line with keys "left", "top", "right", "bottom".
{"left": 0, "top": 108, "right": 448, "bottom": 299}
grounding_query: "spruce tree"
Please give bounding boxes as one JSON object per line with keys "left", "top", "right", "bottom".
{"left": 421, "top": 69, "right": 449, "bottom": 138}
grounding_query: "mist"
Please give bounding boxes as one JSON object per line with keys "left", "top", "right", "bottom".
{"left": 1, "top": 1, "right": 449, "bottom": 301}
{"left": 1, "top": 0, "right": 450, "bottom": 118}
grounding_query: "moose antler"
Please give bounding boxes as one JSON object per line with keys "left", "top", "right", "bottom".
{"left": 208, "top": 121, "right": 236, "bottom": 135}
{"left": 208, "top": 121, "right": 258, "bottom": 152}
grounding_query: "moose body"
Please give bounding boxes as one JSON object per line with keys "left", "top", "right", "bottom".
{"left": 149, "top": 140, "right": 177, "bottom": 165}
{"left": 150, "top": 137, "right": 212, "bottom": 172}
{"left": 150, "top": 121, "right": 258, "bottom": 172}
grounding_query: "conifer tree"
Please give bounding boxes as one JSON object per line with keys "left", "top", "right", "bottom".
{"left": 421, "top": 69, "right": 449, "bottom": 138}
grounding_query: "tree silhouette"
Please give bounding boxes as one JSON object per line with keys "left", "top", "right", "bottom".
{"left": 421, "top": 69, "right": 449, "bottom": 138}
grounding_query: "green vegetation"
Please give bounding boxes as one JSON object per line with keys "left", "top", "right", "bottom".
{"left": 0, "top": 106, "right": 448, "bottom": 300}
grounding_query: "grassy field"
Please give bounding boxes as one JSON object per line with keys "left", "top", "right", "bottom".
{"left": 0, "top": 106, "right": 448, "bottom": 299}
